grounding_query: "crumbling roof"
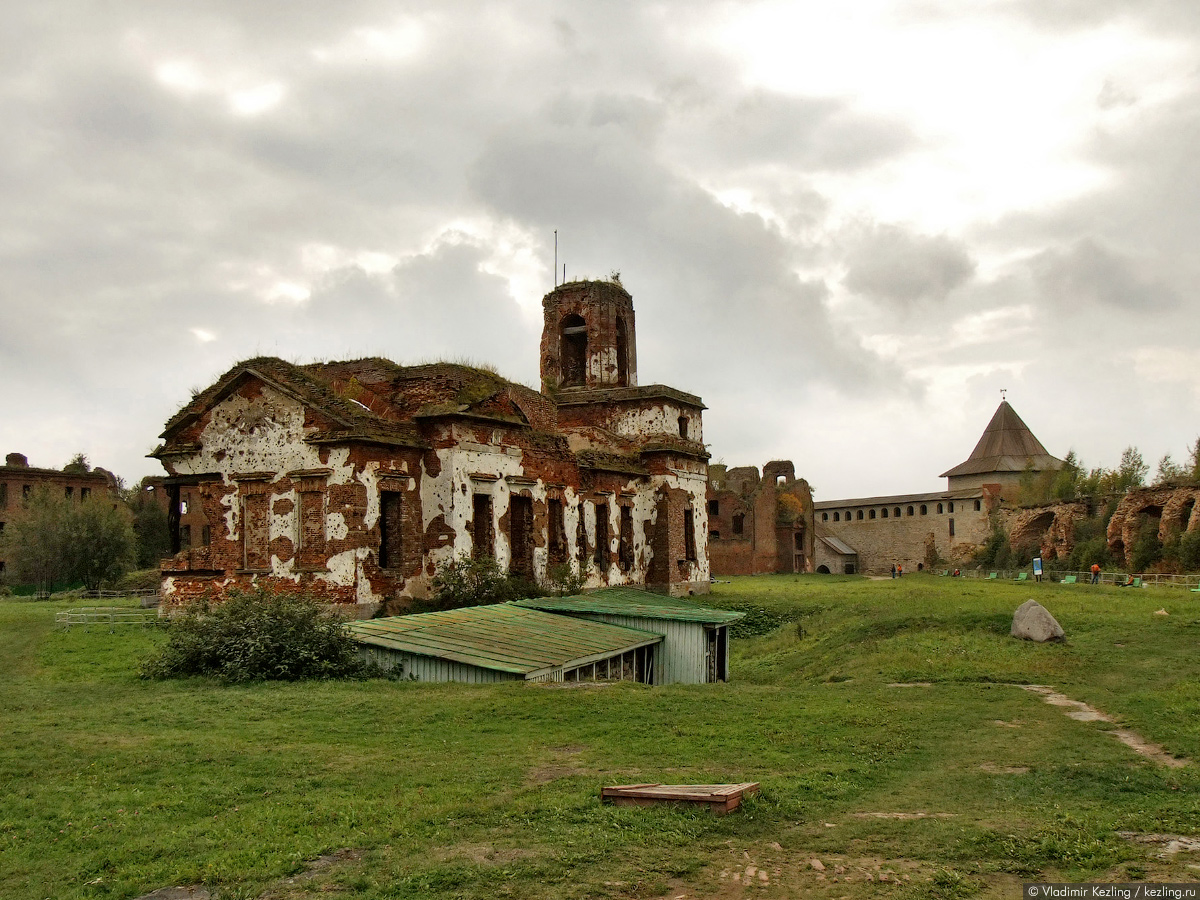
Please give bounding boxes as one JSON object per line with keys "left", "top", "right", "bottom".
{"left": 818, "top": 534, "right": 858, "bottom": 556}
{"left": 939, "top": 401, "right": 1063, "bottom": 478}
{"left": 555, "top": 384, "right": 706, "bottom": 410}
{"left": 157, "top": 356, "right": 541, "bottom": 449}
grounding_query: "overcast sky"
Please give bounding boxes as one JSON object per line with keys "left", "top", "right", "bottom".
{"left": 3, "top": 1, "right": 1198, "bottom": 499}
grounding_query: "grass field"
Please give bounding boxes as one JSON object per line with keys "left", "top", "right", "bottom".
{"left": 2, "top": 575, "right": 1198, "bottom": 899}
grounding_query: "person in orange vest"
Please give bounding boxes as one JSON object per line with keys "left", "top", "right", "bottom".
{"left": 1090, "top": 563, "right": 1101, "bottom": 584}
{"left": 897, "top": 563, "right": 903, "bottom": 577}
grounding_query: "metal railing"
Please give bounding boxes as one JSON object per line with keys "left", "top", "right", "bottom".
{"left": 959, "top": 569, "right": 1200, "bottom": 589}
{"left": 55, "top": 607, "right": 163, "bottom": 630}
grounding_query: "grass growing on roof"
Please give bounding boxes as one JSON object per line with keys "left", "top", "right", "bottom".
{"left": 2, "top": 577, "right": 1198, "bottom": 899}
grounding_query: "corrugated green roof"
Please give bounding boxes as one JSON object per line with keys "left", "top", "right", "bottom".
{"left": 345, "top": 603, "right": 662, "bottom": 678}
{"left": 514, "top": 588, "right": 745, "bottom": 624}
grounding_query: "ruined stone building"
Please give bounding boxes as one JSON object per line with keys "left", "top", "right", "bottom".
{"left": 152, "top": 280, "right": 710, "bottom": 610}
{"left": 0, "top": 453, "right": 119, "bottom": 579}
{"left": 706, "top": 461, "right": 816, "bottom": 575}
{"left": 813, "top": 401, "right": 1063, "bottom": 575}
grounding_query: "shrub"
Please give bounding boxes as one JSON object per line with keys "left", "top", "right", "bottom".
{"left": 425, "top": 555, "right": 517, "bottom": 611}
{"left": 1130, "top": 519, "right": 1164, "bottom": 572}
{"left": 1178, "top": 529, "right": 1200, "bottom": 571}
{"left": 140, "top": 589, "right": 374, "bottom": 682}
{"left": 547, "top": 561, "right": 585, "bottom": 597}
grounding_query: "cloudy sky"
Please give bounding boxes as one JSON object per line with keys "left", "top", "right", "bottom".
{"left": 3, "top": 0, "right": 1198, "bottom": 499}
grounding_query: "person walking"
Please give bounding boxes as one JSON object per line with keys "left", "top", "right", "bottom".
{"left": 1090, "top": 563, "right": 1101, "bottom": 585}
{"left": 891, "top": 564, "right": 896, "bottom": 579}
{"left": 897, "top": 563, "right": 903, "bottom": 577}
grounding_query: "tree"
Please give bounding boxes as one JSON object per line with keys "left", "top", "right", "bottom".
{"left": 1189, "top": 438, "right": 1200, "bottom": 482}
{"left": 63, "top": 452, "right": 90, "bottom": 474}
{"left": 1103, "top": 446, "right": 1148, "bottom": 493}
{"left": 127, "top": 478, "right": 171, "bottom": 568}
{"left": 1, "top": 487, "right": 69, "bottom": 593}
{"left": 1155, "top": 453, "right": 1186, "bottom": 485}
{"left": 63, "top": 495, "right": 135, "bottom": 591}
{"left": 1051, "top": 450, "right": 1083, "bottom": 500}
{"left": 0, "top": 486, "right": 135, "bottom": 592}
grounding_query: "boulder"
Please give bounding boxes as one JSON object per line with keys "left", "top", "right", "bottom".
{"left": 1011, "top": 600, "right": 1065, "bottom": 642}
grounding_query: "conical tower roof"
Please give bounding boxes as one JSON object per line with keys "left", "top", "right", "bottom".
{"left": 939, "top": 401, "right": 1062, "bottom": 478}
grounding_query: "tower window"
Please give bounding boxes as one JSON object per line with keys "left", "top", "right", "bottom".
{"left": 678, "top": 416, "right": 689, "bottom": 438}
{"left": 708, "top": 499, "right": 719, "bottom": 515}
{"left": 594, "top": 502, "right": 609, "bottom": 568}
{"left": 907, "top": 506, "right": 914, "bottom": 516}
{"left": 869, "top": 509, "right": 876, "bottom": 520}
{"left": 881, "top": 508, "right": 888, "bottom": 518}
{"left": 821, "top": 512, "right": 828, "bottom": 521}
{"left": 974, "top": 500, "right": 981, "bottom": 511}
{"left": 949, "top": 518, "right": 956, "bottom": 537}
{"left": 894, "top": 507, "right": 902, "bottom": 518}
{"left": 937, "top": 503, "right": 944, "bottom": 514}
{"left": 920, "top": 504, "right": 927, "bottom": 515}
{"left": 833, "top": 511, "right": 840, "bottom": 522}
{"left": 856, "top": 510, "right": 863, "bottom": 520}
{"left": 560, "top": 314, "right": 587, "bottom": 386}
{"left": 948, "top": 501, "right": 955, "bottom": 513}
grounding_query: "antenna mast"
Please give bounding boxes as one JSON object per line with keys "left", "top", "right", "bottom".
{"left": 554, "top": 230, "right": 558, "bottom": 288}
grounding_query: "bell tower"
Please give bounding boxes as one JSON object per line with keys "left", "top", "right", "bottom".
{"left": 540, "top": 280, "right": 637, "bottom": 393}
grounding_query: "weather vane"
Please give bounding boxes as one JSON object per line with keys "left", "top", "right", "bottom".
{"left": 1000, "top": 388, "right": 1007, "bottom": 400}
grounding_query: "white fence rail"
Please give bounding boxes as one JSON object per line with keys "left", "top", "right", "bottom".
{"left": 55, "top": 607, "right": 163, "bottom": 630}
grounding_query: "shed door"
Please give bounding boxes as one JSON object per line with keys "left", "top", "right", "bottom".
{"left": 704, "top": 626, "right": 728, "bottom": 683}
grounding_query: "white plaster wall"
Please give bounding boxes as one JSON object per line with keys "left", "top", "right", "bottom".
{"left": 604, "top": 402, "right": 703, "bottom": 443}
{"left": 168, "top": 385, "right": 385, "bottom": 603}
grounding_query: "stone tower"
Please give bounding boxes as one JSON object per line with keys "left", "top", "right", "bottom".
{"left": 540, "top": 280, "right": 637, "bottom": 392}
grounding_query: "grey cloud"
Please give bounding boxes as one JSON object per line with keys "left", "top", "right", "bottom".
{"left": 697, "top": 90, "right": 919, "bottom": 172}
{"left": 842, "top": 224, "right": 976, "bottom": 308}
{"left": 1029, "top": 238, "right": 1179, "bottom": 313}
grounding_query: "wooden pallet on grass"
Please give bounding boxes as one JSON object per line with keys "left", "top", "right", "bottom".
{"left": 600, "top": 782, "right": 760, "bottom": 815}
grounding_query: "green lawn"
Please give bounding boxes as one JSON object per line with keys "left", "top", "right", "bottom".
{"left": 1, "top": 576, "right": 1198, "bottom": 899}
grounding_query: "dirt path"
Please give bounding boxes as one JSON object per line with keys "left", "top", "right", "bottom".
{"left": 1020, "top": 685, "right": 1187, "bottom": 768}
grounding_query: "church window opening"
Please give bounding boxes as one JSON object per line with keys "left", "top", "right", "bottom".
{"left": 732, "top": 513, "right": 744, "bottom": 535}
{"left": 509, "top": 495, "right": 534, "bottom": 579}
{"left": 619, "top": 505, "right": 634, "bottom": 572}
{"left": 379, "top": 491, "right": 403, "bottom": 570}
{"left": 594, "top": 502, "right": 609, "bottom": 568}
{"left": 560, "top": 314, "right": 587, "bottom": 386}
{"left": 548, "top": 498, "right": 566, "bottom": 564}
{"left": 974, "top": 500, "right": 982, "bottom": 511}
{"left": 678, "top": 416, "right": 689, "bottom": 438}
{"left": 472, "top": 494, "right": 494, "bottom": 558}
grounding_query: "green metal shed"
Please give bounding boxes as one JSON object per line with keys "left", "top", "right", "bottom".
{"left": 345, "top": 603, "right": 663, "bottom": 684}
{"left": 514, "top": 588, "right": 744, "bottom": 685}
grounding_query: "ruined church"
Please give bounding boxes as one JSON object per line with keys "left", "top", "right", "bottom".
{"left": 152, "top": 280, "right": 710, "bottom": 610}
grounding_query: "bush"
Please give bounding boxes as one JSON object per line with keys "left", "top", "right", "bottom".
{"left": 139, "top": 589, "right": 374, "bottom": 682}
{"left": 420, "top": 554, "right": 553, "bottom": 612}
{"left": 1130, "top": 519, "right": 1164, "bottom": 572}
{"left": 1178, "top": 530, "right": 1200, "bottom": 571}
{"left": 547, "top": 561, "right": 585, "bottom": 597}
{"left": 425, "top": 555, "right": 517, "bottom": 611}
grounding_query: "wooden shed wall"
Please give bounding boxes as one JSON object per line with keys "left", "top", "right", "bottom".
{"left": 356, "top": 645, "right": 522, "bottom": 683}
{"left": 572, "top": 614, "right": 716, "bottom": 685}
